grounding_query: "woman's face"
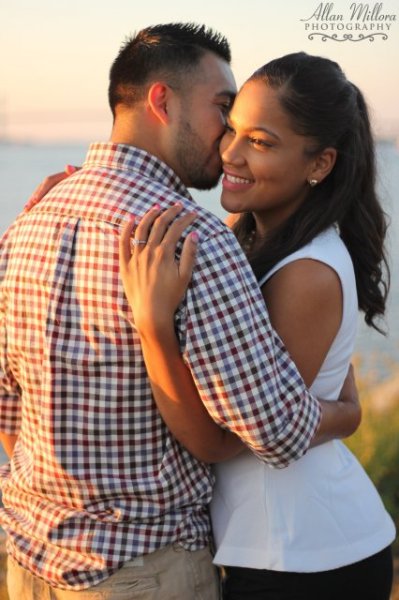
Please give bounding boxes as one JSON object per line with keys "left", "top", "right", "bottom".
{"left": 220, "top": 80, "right": 316, "bottom": 233}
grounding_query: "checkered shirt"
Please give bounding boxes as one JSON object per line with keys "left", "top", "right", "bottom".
{"left": 0, "top": 143, "right": 321, "bottom": 590}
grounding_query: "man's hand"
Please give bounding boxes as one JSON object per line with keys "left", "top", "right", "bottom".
{"left": 24, "top": 164, "right": 79, "bottom": 212}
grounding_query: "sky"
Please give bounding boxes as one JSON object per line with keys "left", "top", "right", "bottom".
{"left": 1, "top": 0, "right": 399, "bottom": 142}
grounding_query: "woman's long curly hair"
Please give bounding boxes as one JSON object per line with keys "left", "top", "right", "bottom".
{"left": 233, "top": 52, "right": 390, "bottom": 332}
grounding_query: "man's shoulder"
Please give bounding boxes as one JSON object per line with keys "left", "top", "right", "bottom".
{"left": 176, "top": 203, "right": 245, "bottom": 262}
{"left": 187, "top": 211, "right": 259, "bottom": 293}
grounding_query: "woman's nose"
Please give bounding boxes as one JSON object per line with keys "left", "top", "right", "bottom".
{"left": 221, "top": 136, "right": 246, "bottom": 166}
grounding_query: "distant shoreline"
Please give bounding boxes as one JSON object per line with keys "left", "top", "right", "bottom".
{"left": 1, "top": 138, "right": 397, "bottom": 151}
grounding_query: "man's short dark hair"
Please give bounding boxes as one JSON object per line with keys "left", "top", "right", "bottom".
{"left": 108, "top": 22, "right": 231, "bottom": 116}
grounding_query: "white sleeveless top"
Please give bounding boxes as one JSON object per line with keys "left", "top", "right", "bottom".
{"left": 211, "top": 227, "right": 395, "bottom": 572}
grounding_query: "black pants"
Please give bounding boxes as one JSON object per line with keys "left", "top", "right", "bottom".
{"left": 222, "top": 545, "right": 393, "bottom": 600}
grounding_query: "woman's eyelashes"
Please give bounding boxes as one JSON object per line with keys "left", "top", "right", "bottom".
{"left": 224, "top": 120, "right": 275, "bottom": 150}
{"left": 248, "top": 136, "right": 274, "bottom": 149}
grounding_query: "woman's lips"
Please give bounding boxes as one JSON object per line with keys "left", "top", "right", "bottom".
{"left": 222, "top": 172, "right": 254, "bottom": 191}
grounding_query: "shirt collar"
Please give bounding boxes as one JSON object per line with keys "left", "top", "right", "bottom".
{"left": 84, "top": 142, "right": 190, "bottom": 198}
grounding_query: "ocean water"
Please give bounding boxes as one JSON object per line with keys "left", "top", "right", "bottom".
{"left": 0, "top": 140, "right": 398, "bottom": 465}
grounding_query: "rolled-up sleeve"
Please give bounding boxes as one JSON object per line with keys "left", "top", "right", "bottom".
{"left": 181, "top": 230, "right": 321, "bottom": 468}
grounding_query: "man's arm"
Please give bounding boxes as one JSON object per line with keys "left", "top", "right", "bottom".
{"left": 128, "top": 315, "right": 358, "bottom": 463}
{"left": 120, "top": 208, "right": 359, "bottom": 466}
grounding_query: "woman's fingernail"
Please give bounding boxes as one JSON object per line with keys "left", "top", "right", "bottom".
{"left": 152, "top": 203, "right": 160, "bottom": 210}
{"left": 65, "top": 164, "right": 77, "bottom": 174}
{"left": 190, "top": 232, "right": 199, "bottom": 243}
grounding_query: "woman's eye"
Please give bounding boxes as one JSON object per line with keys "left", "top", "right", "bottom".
{"left": 249, "top": 137, "right": 272, "bottom": 148}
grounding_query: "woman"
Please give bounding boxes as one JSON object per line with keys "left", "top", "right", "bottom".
{"left": 119, "top": 53, "right": 395, "bottom": 599}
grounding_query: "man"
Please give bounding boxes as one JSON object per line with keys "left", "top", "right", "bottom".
{"left": 0, "top": 23, "right": 359, "bottom": 599}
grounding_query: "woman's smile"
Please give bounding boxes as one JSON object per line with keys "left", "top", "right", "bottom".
{"left": 222, "top": 170, "right": 255, "bottom": 191}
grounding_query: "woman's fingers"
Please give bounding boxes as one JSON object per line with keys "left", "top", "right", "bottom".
{"left": 118, "top": 206, "right": 200, "bottom": 326}
{"left": 65, "top": 164, "right": 79, "bottom": 175}
{"left": 179, "top": 232, "right": 199, "bottom": 284}
{"left": 133, "top": 205, "right": 162, "bottom": 245}
{"left": 24, "top": 165, "right": 80, "bottom": 212}
{"left": 134, "top": 204, "right": 184, "bottom": 247}
{"left": 133, "top": 205, "right": 197, "bottom": 252}
{"left": 160, "top": 212, "right": 198, "bottom": 248}
{"left": 119, "top": 205, "right": 198, "bottom": 274}
{"left": 119, "top": 217, "right": 136, "bottom": 275}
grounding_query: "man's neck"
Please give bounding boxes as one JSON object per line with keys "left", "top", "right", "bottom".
{"left": 110, "top": 115, "right": 169, "bottom": 164}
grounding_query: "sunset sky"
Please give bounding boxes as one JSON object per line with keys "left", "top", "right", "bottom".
{"left": 2, "top": 0, "right": 398, "bottom": 142}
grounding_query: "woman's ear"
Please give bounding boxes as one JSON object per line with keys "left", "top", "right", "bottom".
{"left": 147, "top": 82, "right": 174, "bottom": 125}
{"left": 309, "top": 147, "right": 337, "bottom": 184}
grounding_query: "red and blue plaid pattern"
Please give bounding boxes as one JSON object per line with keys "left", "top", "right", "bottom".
{"left": 0, "top": 143, "right": 320, "bottom": 589}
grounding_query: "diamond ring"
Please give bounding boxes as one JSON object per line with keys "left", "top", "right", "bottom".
{"left": 131, "top": 239, "right": 147, "bottom": 246}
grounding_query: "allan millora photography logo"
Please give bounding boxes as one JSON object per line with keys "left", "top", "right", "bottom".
{"left": 301, "top": 2, "right": 397, "bottom": 41}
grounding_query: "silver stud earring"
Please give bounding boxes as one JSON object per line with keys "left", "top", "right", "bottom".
{"left": 308, "top": 179, "right": 318, "bottom": 187}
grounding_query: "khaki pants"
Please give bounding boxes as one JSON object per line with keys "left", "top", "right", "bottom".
{"left": 7, "top": 544, "right": 220, "bottom": 600}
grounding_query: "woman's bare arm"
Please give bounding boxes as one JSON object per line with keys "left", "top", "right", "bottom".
{"left": 261, "top": 259, "right": 361, "bottom": 445}
{"left": 119, "top": 206, "right": 244, "bottom": 463}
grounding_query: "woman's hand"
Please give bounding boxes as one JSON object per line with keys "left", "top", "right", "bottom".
{"left": 119, "top": 204, "right": 199, "bottom": 336}
{"left": 119, "top": 204, "right": 244, "bottom": 463}
{"left": 24, "top": 164, "right": 79, "bottom": 212}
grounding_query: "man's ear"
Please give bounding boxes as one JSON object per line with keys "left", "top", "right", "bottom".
{"left": 147, "top": 82, "right": 172, "bottom": 125}
{"left": 309, "top": 147, "right": 337, "bottom": 184}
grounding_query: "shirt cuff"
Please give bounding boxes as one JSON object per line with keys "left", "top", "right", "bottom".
{"left": 251, "top": 393, "right": 322, "bottom": 469}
